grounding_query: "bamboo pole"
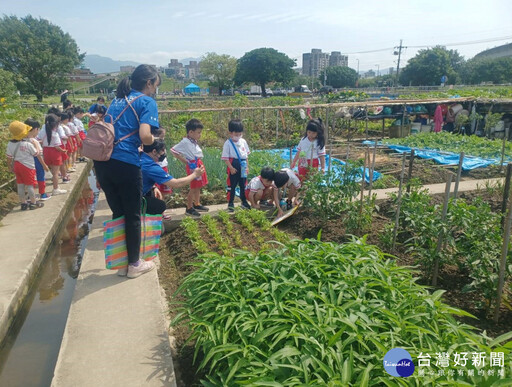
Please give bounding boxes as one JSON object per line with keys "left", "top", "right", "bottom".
{"left": 368, "top": 142, "right": 377, "bottom": 197}
{"left": 501, "top": 163, "right": 512, "bottom": 229}
{"left": 275, "top": 109, "right": 279, "bottom": 144}
{"left": 432, "top": 174, "right": 453, "bottom": 287}
{"left": 494, "top": 189, "right": 512, "bottom": 322}
{"left": 359, "top": 147, "right": 368, "bottom": 218}
{"left": 392, "top": 153, "right": 407, "bottom": 252}
{"left": 406, "top": 149, "right": 415, "bottom": 193}
{"left": 500, "top": 128, "right": 509, "bottom": 173}
{"left": 365, "top": 105, "right": 369, "bottom": 141}
{"left": 453, "top": 152, "right": 465, "bottom": 199}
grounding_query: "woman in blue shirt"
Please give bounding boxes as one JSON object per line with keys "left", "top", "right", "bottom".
{"left": 94, "top": 64, "right": 160, "bottom": 279}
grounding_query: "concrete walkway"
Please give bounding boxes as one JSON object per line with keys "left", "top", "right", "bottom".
{"left": 52, "top": 193, "right": 176, "bottom": 387}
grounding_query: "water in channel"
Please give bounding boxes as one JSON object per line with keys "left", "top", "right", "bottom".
{"left": 0, "top": 172, "right": 99, "bottom": 387}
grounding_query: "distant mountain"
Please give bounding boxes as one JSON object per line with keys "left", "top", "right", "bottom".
{"left": 83, "top": 54, "right": 141, "bottom": 74}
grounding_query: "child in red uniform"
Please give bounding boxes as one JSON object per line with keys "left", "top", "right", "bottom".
{"left": 41, "top": 114, "right": 68, "bottom": 196}
{"left": 6, "top": 121, "right": 44, "bottom": 210}
{"left": 291, "top": 119, "right": 326, "bottom": 180}
{"left": 171, "top": 119, "right": 209, "bottom": 217}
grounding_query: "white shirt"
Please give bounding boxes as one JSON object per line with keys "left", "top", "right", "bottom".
{"left": 221, "top": 138, "right": 250, "bottom": 160}
{"left": 39, "top": 128, "right": 63, "bottom": 148}
{"left": 73, "top": 117, "right": 85, "bottom": 132}
{"left": 57, "top": 125, "right": 68, "bottom": 144}
{"left": 171, "top": 137, "right": 203, "bottom": 161}
{"left": 248, "top": 176, "right": 274, "bottom": 192}
{"left": 6, "top": 140, "right": 38, "bottom": 169}
{"left": 280, "top": 168, "right": 301, "bottom": 189}
{"left": 68, "top": 121, "right": 79, "bottom": 135}
{"left": 297, "top": 137, "right": 326, "bottom": 160}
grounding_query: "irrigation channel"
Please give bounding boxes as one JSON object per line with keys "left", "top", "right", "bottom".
{"left": 0, "top": 172, "right": 99, "bottom": 387}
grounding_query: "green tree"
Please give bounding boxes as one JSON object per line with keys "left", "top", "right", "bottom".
{"left": 461, "top": 57, "right": 512, "bottom": 84}
{"left": 0, "top": 69, "right": 18, "bottom": 99}
{"left": 234, "top": 48, "right": 295, "bottom": 97}
{"left": 0, "top": 15, "right": 84, "bottom": 101}
{"left": 319, "top": 66, "right": 358, "bottom": 88}
{"left": 399, "top": 46, "right": 464, "bottom": 86}
{"left": 200, "top": 52, "right": 237, "bottom": 96}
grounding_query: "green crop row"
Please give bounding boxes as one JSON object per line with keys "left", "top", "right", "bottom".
{"left": 173, "top": 237, "right": 512, "bottom": 385}
{"left": 386, "top": 183, "right": 510, "bottom": 313}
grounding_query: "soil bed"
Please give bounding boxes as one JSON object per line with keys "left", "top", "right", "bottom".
{"left": 158, "top": 179, "right": 511, "bottom": 385}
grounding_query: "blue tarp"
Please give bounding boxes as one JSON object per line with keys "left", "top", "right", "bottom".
{"left": 363, "top": 141, "right": 498, "bottom": 171}
{"left": 232, "top": 148, "right": 381, "bottom": 198}
{"left": 259, "top": 148, "right": 381, "bottom": 183}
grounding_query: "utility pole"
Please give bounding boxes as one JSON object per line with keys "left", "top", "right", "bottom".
{"left": 394, "top": 39, "right": 405, "bottom": 86}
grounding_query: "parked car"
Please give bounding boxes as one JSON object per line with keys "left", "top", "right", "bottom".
{"left": 273, "top": 88, "right": 287, "bottom": 96}
{"left": 265, "top": 88, "right": 273, "bottom": 96}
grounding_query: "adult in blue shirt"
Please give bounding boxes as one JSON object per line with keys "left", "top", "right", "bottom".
{"left": 88, "top": 96, "right": 106, "bottom": 114}
{"left": 94, "top": 64, "right": 160, "bottom": 279}
{"left": 141, "top": 139, "right": 204, "bottom": 215}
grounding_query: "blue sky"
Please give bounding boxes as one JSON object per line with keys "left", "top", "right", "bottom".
{"left": 3, "top": 0, "right": 512, "bottom": 73}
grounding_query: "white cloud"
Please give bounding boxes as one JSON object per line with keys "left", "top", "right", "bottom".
{"left": 119, "top": 51, "right": 201, "bottom": 66}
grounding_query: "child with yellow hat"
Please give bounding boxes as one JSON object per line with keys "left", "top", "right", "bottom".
{"left": 6, "top": 120, "right": 44, "bottom": 210}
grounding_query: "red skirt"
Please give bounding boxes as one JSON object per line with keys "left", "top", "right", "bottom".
{"left": 186, "top": 159, "right": 208, "bottom": 189}
{"left": 69, "top": 136, "right": 77, "bottom": 152}
{"left": 43, "top": 147, "right": 63, "bottom": 166}
{"left": 78, "top": 131, "right": 86, "bottom": 141}
{"left": 298, "top": 158, "right": 319, "bottom": 179}
{"left": 14, "top": 161, "right": 36, "bottom": 185}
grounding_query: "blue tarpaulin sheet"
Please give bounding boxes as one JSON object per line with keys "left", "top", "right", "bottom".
{"left": 260, "top": 148, "right": 381, "bottom": 183}
{"left": 362, "top": 141, "right": 498, "bottom": 171}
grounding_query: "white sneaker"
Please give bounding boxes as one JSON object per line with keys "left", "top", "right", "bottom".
{"left": 117, "top": 267, "right": 128, "bottom": 276}
{"left": 52, "top": 188, "right": 68, "bottom": 196}
{"left": 127, "top": 260, "right": 155, "bottom": 279}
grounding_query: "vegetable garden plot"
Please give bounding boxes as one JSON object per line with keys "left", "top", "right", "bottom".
{"left": 160, "top": 233, "right": 512, "bottom": 386}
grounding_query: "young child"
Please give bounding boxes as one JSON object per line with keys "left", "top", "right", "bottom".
{"left": 41, "top": 113, "right": 68, "bottom": 196}
{"left": 73, "top": 107, "right": 87, "bottom": 161}
{"left": 171, "top": 118, "right": 209, "bottom": 217}
{"left": 59, "top": 112, "right": 73, "bottom": 179}
{"left": 25, "top": 119, "right": 51, "bottom": 200}
{"left": 247, "top": 167, "right": 278, "bottom": 211}
{"left": 153, "top": 128, "right": 172, "bottom": 196}
{"left": 291, "top": 119, "right": 326, "bottom": 179}
{"left": 221, "top": 119, "right": 251, "bottom": 212}
{"left": 273, "top": 167, "right": 301, "bottom": 213}
{"left": 66, "top": 110, "right": 81, "bottom": 171}
{"left": 6, "top": 121, "right": 44, "bottom": 210}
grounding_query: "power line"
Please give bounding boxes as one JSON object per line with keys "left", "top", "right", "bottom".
{"left": 344, "top": 35, "right": 512, "bottom": 55}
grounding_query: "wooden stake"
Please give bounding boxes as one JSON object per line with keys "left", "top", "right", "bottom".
{"left": 275, "top": 109, "right": 279, "bottom": 143}
{"left": 392, "top": 153, "right": 407, "bottom": 252}
{"left": 406, "top": 149, "right": 415, "bottom": 193}
{"left": 432, "top": 173, "right": 453, "bottom": 287}
{"left": 365, "top": 105, "right": 369, "bottom": 141}
{"left": 494, "top": 188, "right": 512, "bottom": 322}
{"left": 359, "top": 147, "right": 368, "bottom": 217}
{"left": 500, "top": 128, "right": 509, "bottom": 173}
{"left": 501, "top": 163, "right": 512, "bottom": 229}
{"left": 368, "top": 142, "right": 377, "bottom": 197}
{"left": 453, "top": 152, "right": 464, "bottom": 199}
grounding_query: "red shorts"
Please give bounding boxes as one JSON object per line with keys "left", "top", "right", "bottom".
{"left": 43, "top": 147, "right": 63, "bottom": 166}
{"left": 186, "top": 159, "right": 208, "bottom": 189}
{"left": 14, "top": 161, "right": 36, "bottom": 185}
{"left": 156, "top": 166, "right": 173, "bottom": 195}
{"left": 69, "top": 136, "right": 77, "bottom": 152}
{"left": 298, "top": 158, "right": 320, "bottom": 179}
